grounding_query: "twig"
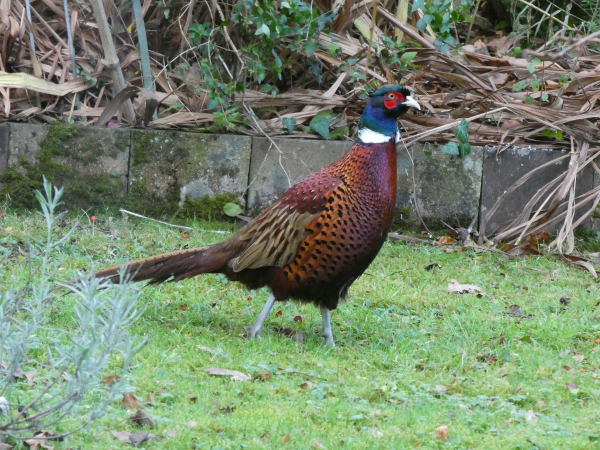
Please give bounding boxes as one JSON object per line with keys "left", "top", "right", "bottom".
{"left": 119, "top": 209, "right": 193, "bottom": 230}
{"left": 516, "top": 0, "right": 578, "bottom": 31}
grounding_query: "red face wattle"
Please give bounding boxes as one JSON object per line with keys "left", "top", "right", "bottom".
{"left": 383, "top": 91, "right": 405, "bottom": 110}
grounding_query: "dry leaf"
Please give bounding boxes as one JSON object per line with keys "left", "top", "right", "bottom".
{"left": 204, "top": 368, "right": 251, "bottom": 381}
{"left": 146, "top": 393, "right": 156, "bottom": 405}
{"left": 129, "top": 409, "right": 156, "bottom": 427}
{"left": 100, "top": 375, "right": 119, "bottom": 386}
{"left": 254, "top": 370, "right": 272, "bottom": 382}
{"left": 435, "top": 236, "right": 455, "bottom": 245}
{"left": 0, "top": 396, "right": 8, "bottom": 415}
{"left": 525, "top": 408, "right": 538, "bottom": 422}
{"left": 123, "top": 393, "right": 139, "bottom": 410}
{"left": 110, "top": 430, "right": 132, "bottom": 443}
{"left": 166, "top": 430, "right": 177, "bottom": 437}
{"left": 435, "top": 425, "right": 449, "bottom": 441}
{"left": 566, "top": 382, "right": 579, "bottom": 392}
{"left": 282, "top": 431, "right": 290, "bottom": 444}
{"left": 0, "top": 443, "right": 13, "bottom": 449}
{"left": 447, "top": 279, "right": 483, "bottom": 294}
{"left": 24, "top": 432, "right": 56, "bottom": 450}
{"left": 435, "top": 384, "right": 448, "bottom": 395}
{"left": 187, "top": 420, "right": 198, "bottom": 428}
{"left": 24, "top": 371, "right": 37, "bottom": 387}
{"left": 300, "top": 380, "right": 314, "bottom": 390}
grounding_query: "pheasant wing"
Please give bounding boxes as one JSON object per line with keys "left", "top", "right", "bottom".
{"left": 231, "top": 172, "right": 342, "bottom": 272}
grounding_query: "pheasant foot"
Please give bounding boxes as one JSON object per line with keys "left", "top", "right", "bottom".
{"left": 244, "top": 293, "right": 276, "bottom": 339}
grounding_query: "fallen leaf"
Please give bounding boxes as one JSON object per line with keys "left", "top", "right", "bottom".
{"left": 146, "top": 393, "right": 156, "bottom": 405}
{"left": 435, "top": 236, "right": 455, "bottom": 245}
{"left": 24, "top": 371, "right": 37, "bottom": 387}
{"left": 311, "top": 440, "right": 326, "bottom": 449}
{"left": 282, "top": 431, "right": 290, "bottom": 444}
{"left": 0, "top": 396, "right": 8, "bottom": 415}
{"left": 166, "top": 430, "right": 177, "bottom": 437}
{"left": 526, "top": 231, "right": 551, "bottom": 246}
{"left": 559, "top": 348, "right": 572, "bottom": 357}
{"left": 435, "top": 385, "right": 448, "bottom": 395}
{"left": 560, "top": 297, "right": 571, "bottom": 305}
{"left": 129, "top": 409, "right": 156, "bottom": 427}
{"left": 291, "top": 330, "right": 305, "bottom": 342}
{"left": 254, "top": 370, "right": 272, "bottom": 382}
{"left": 0, "top": 443, "right": 13, "bottom": 449}
{"left": 111, "top": 430, "right": 131, "bottom": 443}
{"left": 204, "top": 368, "right": 251, "bottom": 381}
{"left": 187, "top": 420, "right": 198, "bottom": 428}
{"left": 123, "top": 393, "right": 139, "bottom": 410}
{"left": 435, "top": 425, "right": 449, "bottom": 441}
{"left": 572, "top": 354, "right": 585, "bottom": 363}
{"left": 275, "top": 310, "right": 283, "bottom": 318}
{"left": 100, "top": 375, "right": 119, "bottom": 386}
{"left": 129, "top": 431, "right": 158, "bottom": 445}
{"left": 188, "top": 395, "right": 198, "bottom": 403}
{"left": 447, "top": 279, "right": 483, "bottom": 294}
{"left": 566, "top": 382, "right": 579, "bottom": 393}
{"left": 294, "top": 315, "right": 302, "bottom": 322}
{"left": 299, "top": 380, "right": 314, "bottom": 390}
{"left": 24, "top": 432, "right": 56, "bottom": 450}
{"left": 525, "top": 408, "right": 538, "bottom": 422}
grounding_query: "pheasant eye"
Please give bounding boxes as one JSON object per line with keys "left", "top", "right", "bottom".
{"left": 388, "top": 94, "right": 394, "bottom": 99}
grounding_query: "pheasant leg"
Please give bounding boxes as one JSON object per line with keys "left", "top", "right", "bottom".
{"left": 320, "top": 307, "right": 335, "bottom": 347}
{"left": 244, "top": 293, "right": 276, "bottom": 339}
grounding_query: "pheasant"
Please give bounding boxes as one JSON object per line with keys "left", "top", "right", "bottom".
{"left": 93, "top": 85, "right": 420, "bottom": 346}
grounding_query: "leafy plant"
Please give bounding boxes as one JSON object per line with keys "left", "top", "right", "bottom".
{"left": 0, "top": 178, "right": 146, "bottom": 441}
{"left": 411, "top": 0, "right": 475, "bottom": 53}
{"left": 441, "top": 118, "right": 471, "bottom": 157}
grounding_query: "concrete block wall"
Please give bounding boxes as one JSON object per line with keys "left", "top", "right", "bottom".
{"left": 0, "top": 122, "right": 596, "bottom": 231}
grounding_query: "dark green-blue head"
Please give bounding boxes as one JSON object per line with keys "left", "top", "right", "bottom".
{"left": 357, "top": 85, "right": 420, "bottom": 141}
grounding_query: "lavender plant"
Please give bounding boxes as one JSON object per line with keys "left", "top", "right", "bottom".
{"left": 0, "top": 177, "right": 146, "bottom": 443}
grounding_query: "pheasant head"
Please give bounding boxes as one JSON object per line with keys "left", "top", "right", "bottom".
{"left": 357, "top": 85, "right": 420, "bottom": 143}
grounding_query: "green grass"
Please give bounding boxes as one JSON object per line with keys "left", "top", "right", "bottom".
{"left": 2, "top": 210, "right": 600, "bottom": 449}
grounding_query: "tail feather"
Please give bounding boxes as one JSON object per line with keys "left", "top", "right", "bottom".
{"left": 94, "top": 242, "right": 233, "bottom": 284}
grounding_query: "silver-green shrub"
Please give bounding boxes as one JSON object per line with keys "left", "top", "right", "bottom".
{"left": 0, "top": 178, "right": 146, "bottom": 442}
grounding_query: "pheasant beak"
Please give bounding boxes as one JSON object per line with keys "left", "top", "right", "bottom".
{"left": 404, "top": 96, "right": 421, "bottom": 111}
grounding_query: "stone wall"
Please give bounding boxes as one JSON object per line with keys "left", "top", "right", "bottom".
{"left": 0, "top": 122, "right": 597, "bottom": 230}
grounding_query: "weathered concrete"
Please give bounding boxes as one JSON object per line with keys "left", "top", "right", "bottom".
{"left": 247, "top": 137, "right": 352, "bottom": 213}
{"left": 396, "top": 144, "right": 484, "bottom": 224}
{"left": 3, "top": 123, "right": 130, "bottom": 210}
{"left": 129, "top": 131, "right": 252, "bottom": 216}
{"left": 0, "top": 125, "right": 7, "bottom": 190}
{"left": 480, "top": 147, "right": 594, "bottom": 234}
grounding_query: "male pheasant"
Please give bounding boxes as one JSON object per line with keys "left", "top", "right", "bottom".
{"left": 93, "top": 85, "right": 420, "bottom": 346}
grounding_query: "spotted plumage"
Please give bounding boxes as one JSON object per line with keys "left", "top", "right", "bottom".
{"left": 92, "top": 85, "right": 420, "bottom": 346}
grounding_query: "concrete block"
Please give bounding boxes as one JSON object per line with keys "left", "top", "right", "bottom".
{"left": 480, "top": 147, "right": 594, "bottom": 234}
{"left": 2, "top": 123, "right": 130, "bottom": 210}
{"left": 247, "top": 137, "right": 352, "bottom": 213}
{"left": 396, "top": 144, "right": 484, "bottom": 224}
{"left": 129, "top": 131, "right": 252, "bottom": 216}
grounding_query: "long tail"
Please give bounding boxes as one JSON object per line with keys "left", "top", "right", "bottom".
{"left": 94, "top": 241, "right": 237, "bottom": 284}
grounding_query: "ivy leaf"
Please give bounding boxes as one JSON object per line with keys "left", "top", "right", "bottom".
{"left": 459, "top": 142, "right": 471, "bottom": 158}
{"left": 256, "top": 23, "right": 270, "bottom": 37}
{"left": 541, "top": 93, "right": 549, "bottom": 102}
{"left": 282, "top": 117, "right": 296, "bottom": 133}
{"left": 455, "top": 119, "right": 469, "bottom": 143}
{"left": 527, "top": 64, "right": 535, "bottom": 74}
{"left": 309, "top": 111, "right": 331, "bottom": 139}
{"left": 401, "top": 52, "right": 417, "bottom": 62}
{"left": 532, "top": 58, "right": 542, "bottom": 65}
{"left": 512, "top": 80, "right": 528, "bottom": 92}
{"left": 207, "top": 97, "right": 220, "bottom": 110}
{"left": 530, "top": 79, "right": 540, "bottom": 92}
{"left": 330, "top": 126, "right": 349, "bottom": 140}
{"left": 440, "top": 142, "right": 459, "bottom": 155}
{"left": 304, "top": 39, "right": 318, "bottom": 56}
{"left": 223, "top": 203, "right": 242, "bottom": 217}
{"left": 327, "top": 43, "right": 341, "bottom": 55}
{"left": 524, "top": 95, "right": 534, "bottom": 105}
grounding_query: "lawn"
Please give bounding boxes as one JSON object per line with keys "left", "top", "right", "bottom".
{"left": 2, "top": 209, "right": 600, "bottom": 450}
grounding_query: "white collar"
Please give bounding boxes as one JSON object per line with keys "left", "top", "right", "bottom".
{"left": 357, "top": 128, "right": 399, "bottom": 144}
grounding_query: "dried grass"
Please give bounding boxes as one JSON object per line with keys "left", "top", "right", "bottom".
{"left": 0, "top": 0, "right": 599, "bottom": 250}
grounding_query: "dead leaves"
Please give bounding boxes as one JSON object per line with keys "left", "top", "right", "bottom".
{"left": 111, "top": 430, "right": 158, "bottom": 445}
{"left": 435, "top": 425, "right": 449, "bottom": 441}
{"left": 447, "top": 279, "right": 483, "bottom": 295}
{"left": 204, "top": 368, "right": 251, "bottom": 382}
{"left": 122, "top": 393, "right": 139, "bottom": 410}
{"left": 129, "top": 409, "right": 155, "bottom": 428}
